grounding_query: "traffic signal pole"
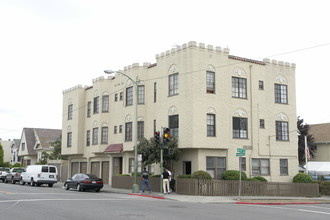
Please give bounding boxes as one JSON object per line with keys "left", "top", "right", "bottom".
{"left": 160, "top": 127, "right": 164, "bottom": 194}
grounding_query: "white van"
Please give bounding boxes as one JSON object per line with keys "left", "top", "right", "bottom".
{"left": 20, "top": 165, "right": 58, "bottom": 187}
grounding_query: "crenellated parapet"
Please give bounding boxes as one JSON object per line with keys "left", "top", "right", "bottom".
{"left": 62, "top": 85, "right": 88, "bottom": 94}
{"left": 155, "top": 41, "right": 229, "bottom": 60}
{"left": 263, "top": 58, "right": 296, "bottom": 68}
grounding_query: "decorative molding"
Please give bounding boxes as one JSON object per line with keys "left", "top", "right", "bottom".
{"left": 207, "top": 107, "right": 216, "bottom": 114}
{"left": 277, "top": 112, "right": 288, "bottom": 121}
{"left": 125, "top": 115, "right": 132, "bottom": 122}
{"left": 169, "top": 64, "right": 178, "bottom": 74}
{"left": 207, "top": 65, "right": 215, "bottom": 72}
{"left": 93, "top": 89, "right": 98, "bottom": 97}
{"left": 235, "top": 68, "right": 246, "bottom": 77}
{"left": 102, "top": 92, "right": 109, "bottom": 96}
{"left": 234, "top": 108, "right": 247, "bottom": 117}
{"left": 101, "top": 122, "right": 108, "bottom": 127}
{"left": 275, "top": 75, "right": 287, "bottom": 84}
{"left": 93, "top": 121, "right": 98, "bottom": 127}
{"left": 67, "top": 126, "right": 71, "bottom": 132}
{"left": 137, "top": 116, "right": 144, "bottom": 122}
{"left": 168, "top": 106, "right": 177, "bottom": 115}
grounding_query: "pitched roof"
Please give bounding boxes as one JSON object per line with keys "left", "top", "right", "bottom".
{"left": 22, "top": 128, "right": 61, "bottom": 155}
{"left": 309, "top": 123, "right": 330, "bottom": 143}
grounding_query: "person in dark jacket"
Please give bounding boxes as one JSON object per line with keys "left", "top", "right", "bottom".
{"left": 141, "top": 168, "right": 152, "bottom": 193}
{"left": 162, "top": 168, "right": 170, "bottom": 194}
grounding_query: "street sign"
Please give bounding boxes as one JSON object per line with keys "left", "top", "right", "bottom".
{"left": 236, "top": 148, "right": 246, "bottom": 157}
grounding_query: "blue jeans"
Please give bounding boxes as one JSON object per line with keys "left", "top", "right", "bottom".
{"left": 141, "top": 179, "right": 151, "bottom": 192}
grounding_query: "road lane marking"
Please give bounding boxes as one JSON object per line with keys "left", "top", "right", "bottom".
{"left": 244, "top": 204, "right": 330, "bottom": 216}
{"left": 0, "top": 191, "right": 13, "bottom": 194}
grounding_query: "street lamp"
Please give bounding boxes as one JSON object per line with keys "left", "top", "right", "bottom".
{"left": 104, "top": 70, "right": 140, "bottom": 193}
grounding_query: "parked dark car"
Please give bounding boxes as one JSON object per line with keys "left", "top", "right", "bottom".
{"left": 64, "top": 173, "right": 103, "bottom": 192}
{"left": 5, "top": 167, "right": 26, "bottom": 184}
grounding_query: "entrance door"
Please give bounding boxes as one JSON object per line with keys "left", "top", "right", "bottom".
{"left": 183, "top": 161, "right": 192, "bottom": 175}
{"left": 80, "top": 162, "right": 87, "bottom": 173}
{"left": 112, "top": 157, "right": 122, "bottom": 176}
{"left": 102, "top": 161, "right": 110, "bottom": 184}
{"left": 71, "top": 162, "right": 79, "bottom": 177}
{"left": 91, "top": 162, "right": 100, "bottom": 177}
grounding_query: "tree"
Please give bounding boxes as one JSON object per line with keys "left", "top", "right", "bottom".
{"left": 297, "top": 116, "right": 314, "bottom": 165}
{"left": 36, "top": 151, "right": 49, "bottom": 165}
{"left": 137, "top": 136, "right": 180, "bottom": 168}
{"left": 0, "top": 144, "right": 4, "bottom": 166}
{"left": 48, "top": 138, "right": 67, "bottom": 160}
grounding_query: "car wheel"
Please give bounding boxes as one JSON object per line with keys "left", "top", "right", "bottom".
{"left": 31, "top": 179, "right": 35, "bottom": 186}
{"left": 64, "top": 183, "right": 70, "bottom": 190}
{"left": 77, "top": 184, "right": 81, "bottom": 192}
{"left": 48, "top": 183, "right": 53, "bottom": 187}
{"left": 11, "top": 178, "right": 15, "bottom": 184}
{"left": 4, "top": 178, "right": 8, "bottom": 183}
{"left": 20, "top": 178, "right": 25, "bottom": 185}
{"left": 95, "top": 188, "right": 100, "bottom": 192}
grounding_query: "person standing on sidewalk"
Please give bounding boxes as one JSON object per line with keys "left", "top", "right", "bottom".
{"left": 162, "top": 168, "right": 170, "bottom": 194}
{"left": 141, "top": 168, "right": 152, "bottom": 193}
{"left": 167, "top": 168, "right": 172, "bottom": 192}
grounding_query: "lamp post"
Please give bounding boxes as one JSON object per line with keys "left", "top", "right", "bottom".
{"left": 104, "top": 70, "right": 140, "bottom": 193}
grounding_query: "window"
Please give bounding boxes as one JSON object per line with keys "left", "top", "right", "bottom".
{"left": 233, "top": 117, "right": 248, "bottom": 138}
{"left": 119, "top": 125, "right": 122, "bottom": 133}
{"left": 102, "top": 95, "right": 109, "bottom": 112}
{"left": 68, "top": 104, "right": 73, "bottom": 120}
{"left": 101, "top": 127, "right": 108, "bottom": 144}
{"left": 120, "top": 92, "right": 123, "bottom": 101}
{"left": 169, "top": 115, "right": 179, "bottom": 137}
{"left": 259, "top": 80, "right": 264, "bottom": 90}
{"left": 276, "top": 121, "right": 289, "bottom": 141}
{"left": 252, "top": 158, "right": 270, "bottom": 175}
{"left": 87, "top": 101, "right": 91, "bottom": 117}
{"left": 232, "top": 77, "right": 247, "bottom": 98}
{"left": 154, "top": 82, "right": 157, "bottom": 103}
{"left": 206, "top": 157, "right": 226, "bottom": 179}
{"left": 67, "top": 132, "right": 72, "bottom": 147}
{"left": 86, "top": 130, "right": 90, "bottom": 146}
{"left": 21, "top": 143, "right": 25, "bottom": 151}
{"left": 137, "top": 121, "right": 144, "bottom": 140}
{"left": 126, "top": 87, "right": 133, "bottom": 106}
{"left": 275, "top": 84, "right": 288, "bottom": 104}
{"left": 93, "top": 97, "right": 99, "bottom": 114}
{"left": 169, "top": 73, "right": 179, "bottom": 96}
{"left": 92, "top": 128, "right": 98, "bottom": 145}
{"left": 207, "top": 114, "right": 216, "bottom": 136}
{"left": 240, "top": 157, "right": 246, "bottom": 172}
{"left": 115, "top": 94, "right": 118, "bottom": 102}
{"left": 206, "top": 71, "right": 215, "bottom": 94}
{"left": 280, "top": 159, "right": 288, "bottom": 175}
{"left": 137, "top": 85, "right": 145, "bottom": 104}
{"left": 114, "top": 126, "right": 117, "bottom": 134}
{"left": 125, "top": 122, "right": 132, "bottom": 141}
{"left": 260, "top": 119, "right": 265, "bottom": 129}
{"left": 128, "top": 158, "right": 142, "bottom": 173}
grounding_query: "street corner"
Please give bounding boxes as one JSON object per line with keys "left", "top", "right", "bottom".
{"left": 128, "top": 193, "right": 165, "bottom": 200}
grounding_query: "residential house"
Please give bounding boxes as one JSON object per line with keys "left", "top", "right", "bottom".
{"left": 62, "top": 41, "right": 298, "bottom": 184}
{"left": 18, "top": 128, "right": 61, "bottom": 166}
{"left": 309, "top": 123, "right": 330, "bottom": 161}
{"left": 0, "top": 139, "right": 13, "bottom": 164}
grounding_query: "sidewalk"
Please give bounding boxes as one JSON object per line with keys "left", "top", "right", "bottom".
{"left": 101, "top": 184, "right": 330, "bottom": 205}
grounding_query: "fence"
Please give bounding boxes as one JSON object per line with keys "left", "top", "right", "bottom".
{"left": 176, "top": 179, "right": 320, "bottom": 197}
{"left": 112, "top": 176, "right": 319, "bottom": 197}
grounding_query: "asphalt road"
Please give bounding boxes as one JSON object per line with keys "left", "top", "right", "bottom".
{"left": 1, "top": 182, "right": 330, "bottom": 220}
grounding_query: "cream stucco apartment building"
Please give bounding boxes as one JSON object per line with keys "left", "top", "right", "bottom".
{"left": 62, "top": 41, "right": 298, "bottom": 184}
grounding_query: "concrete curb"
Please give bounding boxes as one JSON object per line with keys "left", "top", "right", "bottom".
{"left": 128, "top": 193, "right": 165, "bottom": 200}
{"left": 236, "top": 201, "right": 322, "bottom": 205}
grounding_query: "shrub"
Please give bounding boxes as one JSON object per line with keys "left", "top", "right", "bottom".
{"left": 293, "top": 173, "right": 313, "bottom": 183}
{"left": 250, "top": 176, "right": 268, "bottom": 182}
{"left": 318, "top": 181, "right": 330, "bottom": 195}
{"left": 177, "top": 174, "right": 192, "bottom": 179}
{"left": 221, "top": 170, "right": 247, "bottom": 180}
{"left": 11, "top": 163, "right": 23, "bottom": 168}
{"left": 116, "top": 174, "right": 130, "bottom": 176}
{"left": 191, "top": 170, "right": 212, "bottom": 179}
{"left": 151, "top": 174, "right": 161, "bottom": 177}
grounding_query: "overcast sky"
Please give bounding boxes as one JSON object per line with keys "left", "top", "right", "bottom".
{"left": 1, "top": 0, "right": 329, "bottom": 140}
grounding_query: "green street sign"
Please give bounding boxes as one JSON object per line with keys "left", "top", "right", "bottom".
{"left": 237, "top": 148, "right": 246, "bottom": 154}
{"left": 236, "top": 152, "right": 245, "bottom": 157}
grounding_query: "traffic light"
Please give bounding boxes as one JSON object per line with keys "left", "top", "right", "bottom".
{"left": 163, "top": 128, "right": 170, "bottom": 143}
{"left": 154, "top": 131, "right": 160, "bottom": 145}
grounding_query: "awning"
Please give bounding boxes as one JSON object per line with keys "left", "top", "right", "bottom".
{"left": 104, "top": 143, "right": 123, "bottom": 153}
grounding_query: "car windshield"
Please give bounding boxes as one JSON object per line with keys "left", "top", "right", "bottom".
{"left": 14, "top": 169, "right": 25, "bottom": 173}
